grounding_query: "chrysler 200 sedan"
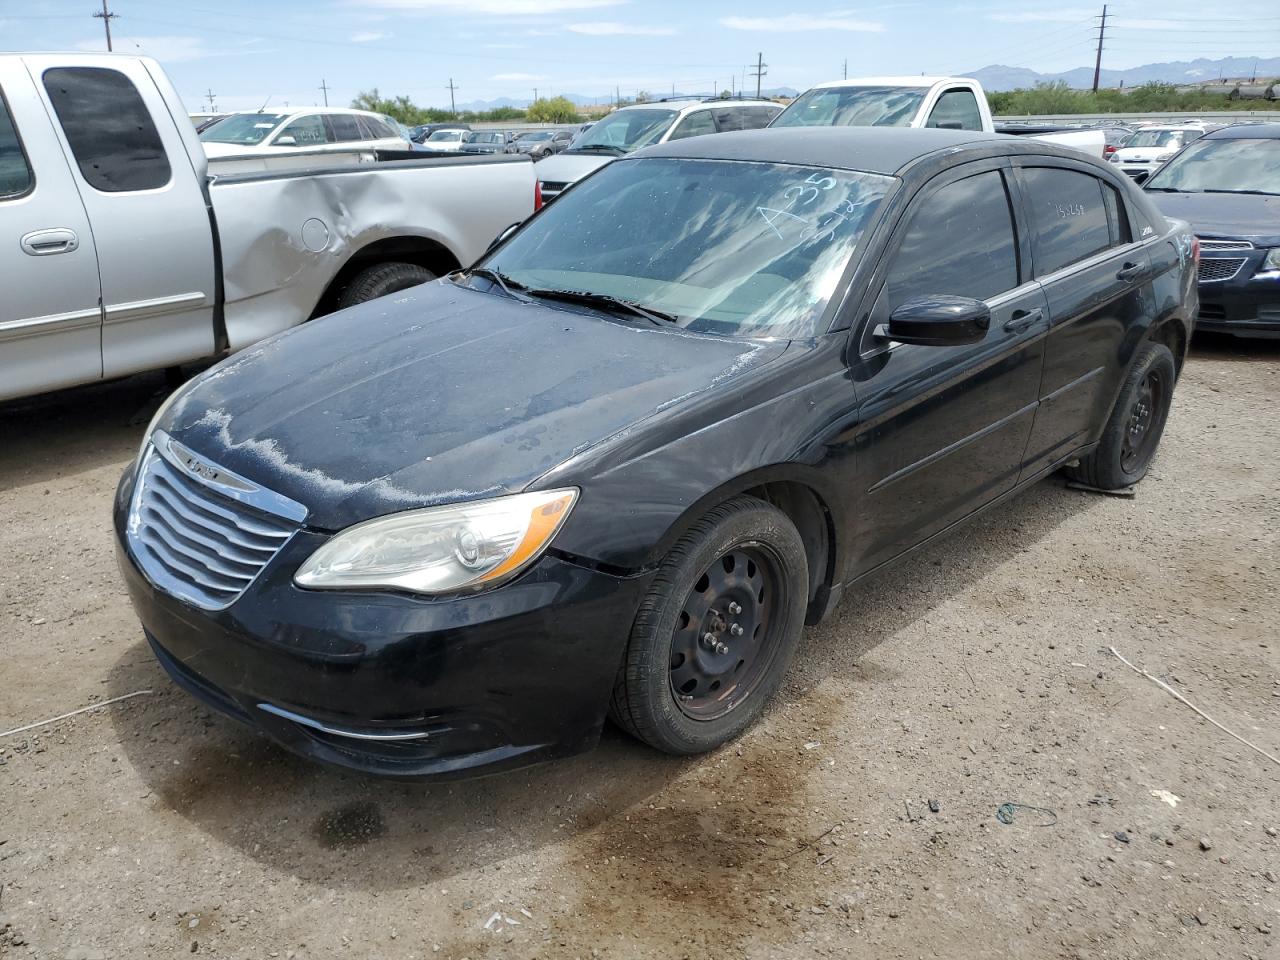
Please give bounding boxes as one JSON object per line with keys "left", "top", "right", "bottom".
{"left": 115, "top": 128, "right": 1196, "bottom": 779}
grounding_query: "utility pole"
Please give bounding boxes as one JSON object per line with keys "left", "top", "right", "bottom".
{"left": 318, "top": 78, "right": 330, "bottom": 107}
{"left": 93, "top": 0, "right": 118, "bottom": 52}
{"left": 750, "top": 52, "right": 767, "bottom": 99}
{"left": 204, "top": 88, "right": 216, "bottom": 112}
{"left": 532, "top": 87, "right": 538, "bottom": 103}
{"left": 843, "top": 58, "right": 847, "bottom": 80}
{"left": 1091, "top": 4, "right": 1108, "bottom": 93}
{"left": 446, "top": 78, "right": 458, "bottom": 117}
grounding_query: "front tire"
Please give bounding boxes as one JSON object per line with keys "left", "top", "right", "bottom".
{"left": 1066, "top": 341, "right": 1176, "bottom": 489}
{"left": 609, "top": 496, "right": 809, "bottom": 755}
{"left": 336, "top": 262, "right": 435, "bottom": 310}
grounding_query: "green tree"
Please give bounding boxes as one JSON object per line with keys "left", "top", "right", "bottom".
{"left": 635, "top": 90, "right": 652, "bottom": 103}
{"left": 720, "top": 89, "right": 733, "bottom": 99}
{"left": 527, "top": 95, "right": 580, "bottom": 123}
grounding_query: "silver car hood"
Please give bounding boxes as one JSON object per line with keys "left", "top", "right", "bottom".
{"left": 533, "top": 152, "right": 615, "bottom": 185}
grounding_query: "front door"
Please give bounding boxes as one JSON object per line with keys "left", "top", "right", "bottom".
{"left": 848, "top": 163, "right": 1049, "bottom": 575}
{"left": 0, "top": 61, "right": 102, "bottom": 402}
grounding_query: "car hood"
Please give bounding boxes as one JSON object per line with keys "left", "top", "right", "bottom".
{"left": 1115, "top": 147, "right": 1176, "bottom": 162}
{"left": 532, "top": 151, "right": 615, "bottom": 184}
{"left": 1148, "top": 191, "right": 1280, "bottom": 246}
{"left": 159, "top": 280, "right": 789, "bottom": 531}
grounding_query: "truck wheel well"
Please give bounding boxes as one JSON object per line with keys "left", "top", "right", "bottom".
{"left": 312, "top": 237, "right": 462, "bottom": 318}
{"left": 740, "top": 481, "right": 835, "bottom": 625}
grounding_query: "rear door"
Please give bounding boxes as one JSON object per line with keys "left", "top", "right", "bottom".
{"left": 848, "top": 161, "right": 1050, "bottom": 574}
{"left": 0, "top": 59, "right": 103, "bottom": 401}
{"left": 31, "top": 57, "right": 217, "bottom": 380}
{"left": 1012, "top": 160, "right": 1153, "bottom": 475}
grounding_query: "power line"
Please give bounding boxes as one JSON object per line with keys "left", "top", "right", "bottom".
{"left": 92, "top": 0, "right": 118, "bottom": 52}
{"left": 1092, "top": 4, "right": 1108, "bottom": 92}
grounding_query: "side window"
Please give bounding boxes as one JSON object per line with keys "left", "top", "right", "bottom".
{"left": 926, "top": 89, "right": 983, "bottom": 131}
{"left": 1022, "top": 167, "right": 1115, "bottom": 275}
{"left": 0, "top": 88, "right": 34, "bottom": 199}
{"left": 712, "top": 107, "right": 745, "bottom": 132}
{"left": 42, "top": 67, "right": 171, "bottom": 192}
{"left": 278, "top": 114, "right": 327, "bottom": 146}
{"left": 1101, "top": 183, "right": 1131, "bottom": 245}
{"left": 668, "top": 110, "right": 717, "bottom": 141}
{"left": 327, "top": 114, "right": 363, "bottom": 142}
{"left": 367, "top": 117, "right": 399, "bottom": 139}
{"left": 885, "top": 170, "right": 1019, "bottom": 312}
{"left": 739, "top": 105, "right": 781, "bottom": 130}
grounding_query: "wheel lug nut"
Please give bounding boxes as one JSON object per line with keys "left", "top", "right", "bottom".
{"left": 728, "top": 601, "right": 742, "bottom": 615}
{"left": 702, "top": 632, "right": 716, "bottom": 648}
{"left": 730, "top": 623, "right": 743, "bottom": 637}
{"left": 715, "top": 642, "right": 729, "bottom": 655}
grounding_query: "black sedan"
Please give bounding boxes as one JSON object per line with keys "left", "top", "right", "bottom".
{"left": 1146, "top": 123, "right": 1280, "bottom": 338}
{"left": 460, "top": 130, "right": 514, "bottom": 155}
{"left": 115, "top": 128, "right": 1195, "bottom": 779}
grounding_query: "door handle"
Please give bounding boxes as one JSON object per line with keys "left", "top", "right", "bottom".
{"left": 1116, "top": 261, "right": 1143, "bottom": 283}
{"left": 1003, "top": 308, "right": 1043, "bottom": 335}
{"left": 21, "top": 228, "right": 80, "bottom": 257}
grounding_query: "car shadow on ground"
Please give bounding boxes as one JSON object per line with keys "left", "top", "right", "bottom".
{"left": 1190, "top": 330, "right": 1280, "bottom": 361}
{"left": 105, "top": 467, "right": 1099, "bottom": 891}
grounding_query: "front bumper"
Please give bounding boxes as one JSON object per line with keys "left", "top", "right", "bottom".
{"left": 113, "top": 468, "right": 653, "bottom": 780}
{"left": 1196, "top": 250, "right": 1280, "bottom": 338}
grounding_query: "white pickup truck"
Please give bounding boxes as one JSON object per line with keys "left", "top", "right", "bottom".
{"left": 0, "top": 53, "right": 537, "bottom": 402}
{"left": 771, "top": 76, "right": 1106, "bottom": 157}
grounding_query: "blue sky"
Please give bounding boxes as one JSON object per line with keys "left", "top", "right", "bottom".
{"left": 2, "top": 0, "right": 1274, "bottom": 112}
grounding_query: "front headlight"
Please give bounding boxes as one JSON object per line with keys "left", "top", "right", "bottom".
{"left": 294, "top": 488, "right": 578, "bottom": 595}
{"left": 1263, "top": 248, "right": 1280, "bottom": 272}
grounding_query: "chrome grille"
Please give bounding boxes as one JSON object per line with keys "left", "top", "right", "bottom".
{"left": 1198, "top": 238, "right": 1253, "bottom": 251}
{"left": 127, "top": 432, "right": 303, "bottom": 610}
{"left": 1198, "top": 258, "right": 1247, "bottom": 283}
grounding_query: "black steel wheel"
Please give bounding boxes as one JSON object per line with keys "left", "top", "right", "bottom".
{"left": 1065, "top": 341, "right": 1176, "bottom": 489}
{"left": 609, "top": 496, "right": 808, "bottom": 755}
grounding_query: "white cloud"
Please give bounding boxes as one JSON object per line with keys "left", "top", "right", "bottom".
{"left": 350, "top": 30, "right": 388, "bottom": 42}
{"left": 566, "top": 22, "right": 677, "bottom": 35}
{"left": 720, "top": 14, "right": 884, "bottom": 32}
{"left": 75, "top": 35, "right": 214, "bottom": 62}
{"left": 351, "top": 0, "right": 623, "bottom": 13}
{"left": 491, "top": 72, "right": 548, "bottom": 81}
{"left": 986, "top": 9, "right": 1094, "bottom": 22}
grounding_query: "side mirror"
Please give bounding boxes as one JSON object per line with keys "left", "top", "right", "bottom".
{"left": 882, "top": 295, "right": 990, "bottom": 346}
{"left": 487, "top": 222, "right": 522, "bottom": 253}
{"left": 275, "top": 135, "right": 298, "bottom": 147}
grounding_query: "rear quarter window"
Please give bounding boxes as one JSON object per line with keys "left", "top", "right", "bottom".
{"left": 1022, "top": 167, "right": 1114, "bottom": 275}
{"left": 43, "top": 67, "right": 171, "bottom": 193}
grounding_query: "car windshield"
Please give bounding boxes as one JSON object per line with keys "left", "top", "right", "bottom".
{"left": 1146, "top": 137, "right": 1280, "bottom": 195}
{"left": 481, "top": 157, "right": 892, "bottom": 338}
{"left": 199, "top": 113, "right": 287, "bottom": 145}
{"left": 570, "top": 108, "right": 679, "bottom": 152}
{"left": 771, "top": 87, "right": 927, "bottom": 128}
{"left": 427, "top": 130, "right": 464, "bottom": 142}
{"left": 1127, "top": 130, "right": 1189, "bottom": 149}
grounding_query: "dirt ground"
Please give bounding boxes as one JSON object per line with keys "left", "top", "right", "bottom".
{"left": 2, "top": 336, "right": 1277, "bottom": 960}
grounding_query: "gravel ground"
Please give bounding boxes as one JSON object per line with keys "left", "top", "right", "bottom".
{"left": 2, "top": 337, "right": 1278, "bottom": 960}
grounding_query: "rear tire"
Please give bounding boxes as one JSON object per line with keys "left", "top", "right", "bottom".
{"left": 336, "top": 262, "right": 435, "bottom": 310}
{"left": 1065, "top": 341, "right": 1175, "bottom": 489}
{"left": 609, "top": 496, "right": 808, "bottom": 755}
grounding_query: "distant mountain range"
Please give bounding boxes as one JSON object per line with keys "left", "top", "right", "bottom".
{"left": 968, "top": 56, "right": 1280, "bottom": 92}
{"left": 453, "top": 87, "right": 799, "bottom": 112}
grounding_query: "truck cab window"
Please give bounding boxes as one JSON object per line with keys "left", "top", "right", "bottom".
{"left": 926, "top": 89, "right": 982, "bottom": 131}
{"left": 0, "top": 89, "right": 33, "bottom": 199}
{"left": 885, "top": 170, "right": 1019, "bottom": 311}
{"left": 1021, "top": 167, "right": 1115, "bottom": 275}
{"left": 42, "top": 67, "right": 171, "bottom": 192}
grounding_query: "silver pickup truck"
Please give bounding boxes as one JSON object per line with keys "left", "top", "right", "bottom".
{"left": 0, "top": 53, "right": 537, "bottom": 402}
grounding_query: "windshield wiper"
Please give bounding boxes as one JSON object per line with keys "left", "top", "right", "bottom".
{"left": 524, "top": 288, "right": 682, "bottom": 326}
{"left": 463, "top": 267, "right": 529, "bottom": 301}
{"left": 1202, "top": 188, "right": 1280, "bottom": 196}
{"left": 1144, "top": 187, "right": 1185, "bottom": 192}
{"left": 569, "top": 144, "right": 625, "bottom": 154}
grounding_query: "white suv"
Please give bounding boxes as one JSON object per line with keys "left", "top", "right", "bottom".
{"left": 199, "top": 107, "right": 408, "bottom": 158}
{"left": 534, "top": 97, "right": 781, "bottom": 201}
{"left": 1110, "top": 123, "right": 1212, "bottom": 180}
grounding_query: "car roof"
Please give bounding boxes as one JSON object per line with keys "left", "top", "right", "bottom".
{"left": 226, "top": 106, "right": 382, "bottom": 118}
{"left": 1205, "top": 122, "right": 1280, "bottom": 140}
{"left": 638, "top": 126, "right": 1022, "bottom": 175}
{"left": 613, "top": 99, "right": 778, "bottom": 118}
{"left": 810, "top": 76, "right": 970, "bottom": 90}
